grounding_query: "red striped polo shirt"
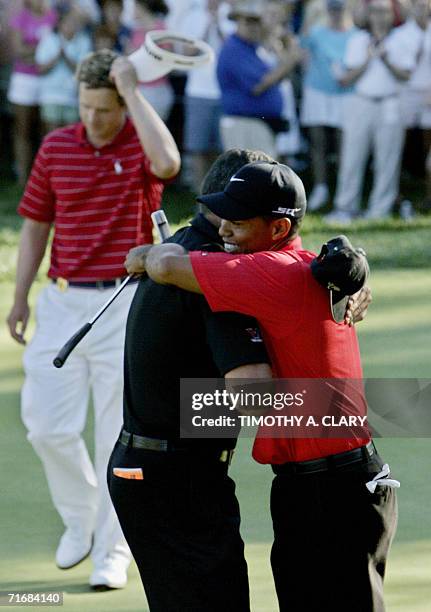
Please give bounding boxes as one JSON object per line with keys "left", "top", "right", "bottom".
{"left": 18, "top": 118, "right": 166, "bottom": 281}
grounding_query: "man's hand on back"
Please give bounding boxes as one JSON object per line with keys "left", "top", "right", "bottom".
{"left": 345, "top": 286, "right": 372, "bottom": 327}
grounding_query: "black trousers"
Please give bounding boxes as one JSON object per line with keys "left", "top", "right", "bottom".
{"left": 108, "top": 441, "right": 250, "bottom": 612}
{"left": 270, "top": 452, "right": 398, "bottom": 612}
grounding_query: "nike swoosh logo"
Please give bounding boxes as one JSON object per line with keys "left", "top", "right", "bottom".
{"left": 230, "top": 178, "right": 245, "bottom": 182}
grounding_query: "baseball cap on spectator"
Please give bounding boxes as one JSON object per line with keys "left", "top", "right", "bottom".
{"left": 228, "top": 0, "right": 266, "bottom": 20}
{"left": 311, "top": 236, "right": 370, "bottom": 323}
{"left": 196, "top": 161, "right": 307, "bottom": 221}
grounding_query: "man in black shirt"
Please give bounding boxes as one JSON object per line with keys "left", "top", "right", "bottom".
{"left": 108, "top": 149, "right": 273, "bottom": 612}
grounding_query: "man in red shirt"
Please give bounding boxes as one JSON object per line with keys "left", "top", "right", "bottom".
{"left": 6, "top": 49, "right": 180, "bottom": 590}
{"left": 128, "top": 161, "right": 398, "bottom": 611}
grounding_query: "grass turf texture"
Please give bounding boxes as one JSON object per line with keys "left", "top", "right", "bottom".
{"left": 1, "top": 183, "right": 431, "bottom": 283}
{"left": 1, "top": 270, "right": 430, "bottom": 611}
{"left": 0, "top": 182, "right": 430, "bottom": 610}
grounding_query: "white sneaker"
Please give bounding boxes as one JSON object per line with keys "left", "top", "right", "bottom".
{"left": 56, "top": 529, "right": 92, "bottom": 570}
{"left": 323, "top": 210, "right": 354, "bottom": 226}
{"left": 307, "top": 183, "right": 329, "bottom": 212}
{"left": 89, "top": 556, "right": 129, "bottom": 591}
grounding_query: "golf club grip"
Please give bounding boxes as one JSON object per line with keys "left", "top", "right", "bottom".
{"left": 53, "top": 322, "right": 92, "bottom": 368}
{"left": 151, "top": 210, "right": 171, "bottom": 241}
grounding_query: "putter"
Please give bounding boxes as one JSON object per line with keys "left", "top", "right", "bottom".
{"left": 53, "top": 210, "right": 172, "bottom": 368}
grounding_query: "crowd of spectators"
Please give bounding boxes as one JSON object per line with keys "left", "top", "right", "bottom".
{"left": 1, "top": 0, "right": 431, "bottom": 220}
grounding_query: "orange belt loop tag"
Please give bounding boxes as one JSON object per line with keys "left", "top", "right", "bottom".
{"left": 113, "top": 467, "right": 144, "bottom": 480}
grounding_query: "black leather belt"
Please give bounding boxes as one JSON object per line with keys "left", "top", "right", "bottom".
{"left": 272, "top": 441, "right": 376, "bottom": 476}
{"left": 119, "top": 430, "right": 235, "bottom": 464}
{"left": 52, "top": 277, "right": 137, "bottom": 290}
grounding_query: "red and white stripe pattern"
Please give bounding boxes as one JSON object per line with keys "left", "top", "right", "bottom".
{"left": 19, "top": 119, "right": 165, "bottom": 281}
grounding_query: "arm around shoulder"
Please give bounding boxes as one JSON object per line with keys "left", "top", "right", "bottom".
{"left": 145, "top": 244, "right": 202, "bottom": 292}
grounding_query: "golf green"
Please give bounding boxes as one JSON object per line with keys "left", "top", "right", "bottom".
{"left": 0, "top": 270, "right": 430, "bottom": 611}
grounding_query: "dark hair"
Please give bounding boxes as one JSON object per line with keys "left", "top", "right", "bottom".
{"left": 100, "top": 0, "right": 123, "bottom": 9}
{"left": 135, "top": 0, "right": 169, "bottom": 16}
{"left": 200, "top": 148, "right": 275, "bottom": 195}
{"left": 53, "top": 3, "right": 72, "bottom": 32}
{"left": 92, "top": 25, "right": 117, "bottom": 48}
{"left": 353, "top": 0, "right": 408, "bottom": 30}
{"left": 200, "top": 148, "right": 302, "bottom": 240}
{"left": 76, "top": 49, "right": 119, "bottom": 89}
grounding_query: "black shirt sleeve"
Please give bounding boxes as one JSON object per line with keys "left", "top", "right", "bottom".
{"left": 201, "top": 305, "right": 270, "bottom": 376}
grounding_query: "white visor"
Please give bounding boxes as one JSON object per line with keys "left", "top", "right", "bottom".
{"left": 128, "top": 30, "right": 215, "bottom": 83}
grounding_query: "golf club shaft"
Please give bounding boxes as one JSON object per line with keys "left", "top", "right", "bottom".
{"left": 90, "top": 212, "right": 173, "bottom": 325}
{"left": 53, "top": 210, "right": 172, "bottom": 368}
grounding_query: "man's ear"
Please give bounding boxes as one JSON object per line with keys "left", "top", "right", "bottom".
{"left": 271, "top": 217, "right": 291, "bottom": 242}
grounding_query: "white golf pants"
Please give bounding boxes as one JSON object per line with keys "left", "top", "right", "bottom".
{"left": 334, "top": 94, "right": 405, "bottom": 218}
{"left": 21, "top": 282, "right": 137, "bottom": 568}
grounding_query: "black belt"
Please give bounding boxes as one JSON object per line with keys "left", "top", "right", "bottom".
{"left": 52, "top": 277, "right": 137, "bottom": 290}
{"left": 272, "top": 441, "right": 376, "bottom": 476}
{"left": 119, "top": 430, "right": 235, "bottom": 464}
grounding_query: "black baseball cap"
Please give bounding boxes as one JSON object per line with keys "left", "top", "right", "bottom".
{"left": 311, "top": 235, "right": 370, "bottom": 323}
{"left": 196, "top": 161, "right": 307, "bottom": 221}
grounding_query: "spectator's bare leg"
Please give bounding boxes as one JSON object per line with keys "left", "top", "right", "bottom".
{"left": 12, "top": 103, "right": 39, "bottom": 186}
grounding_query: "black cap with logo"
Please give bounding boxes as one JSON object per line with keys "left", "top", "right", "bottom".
{"left": 311, "top": 235, "right": 370, "bottom": 323}
{"left": 197, "top": 161, "right": 307, "bottom": 221}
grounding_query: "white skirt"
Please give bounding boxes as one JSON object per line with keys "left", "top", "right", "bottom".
{"left": 300, "top": 86, "right": 347, "bottom": 129}
{"left": 7, "top": 72, "right": 42, "bottom": 106}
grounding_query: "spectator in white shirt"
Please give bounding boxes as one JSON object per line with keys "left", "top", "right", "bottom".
{"left": 181, "top": 0, "right": 228, "bottom": 193}
{"left": 398, "top": 0, "right": 431, "bottom": 209}
{"left": 326, "top": 0, "right": 416, "bottom": 223}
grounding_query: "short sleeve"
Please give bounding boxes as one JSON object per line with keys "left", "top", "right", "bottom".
{"left": 190, "top": 250, "right": 306, "bottom": 326}
{"left": 18, "top": 143, "right": 55, "bottom": 223}
{"left": 386, "top": 29, "right": 418, "bottom": 71}
{"left": 300, "top": 26, "right": 318, "bottom": 52}
{"left": 202, "top": 309, "right": 269, "bottom": 376}
{"left": 35, "top": 32, "right": 59, "bottom": 64}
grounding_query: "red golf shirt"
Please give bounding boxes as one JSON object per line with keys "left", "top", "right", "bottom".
{"left": 19, "top": 118, "right": 166, "bottom": 281}
{"left": 190, "top": 242, "right": 370, "bottom": 464}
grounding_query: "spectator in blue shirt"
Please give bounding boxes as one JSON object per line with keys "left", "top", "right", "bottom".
{"left": 300, "top": 0, "right": 355, "bottom": 212}
{"left": 36, "top": 4, "right": 92, "bottom": 133}
{"left": 217, "top": 0, "right": 300, "bottom": 158}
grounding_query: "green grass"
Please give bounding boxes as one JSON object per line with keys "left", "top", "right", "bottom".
{"left": 1, "top": 182, "right": 431, "bottom": 282}
{"left": 0, "top": 269, "right": 430, "bottom": 610}
{"left": 1, "top": 179, "right": 430, "bottom": 610}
